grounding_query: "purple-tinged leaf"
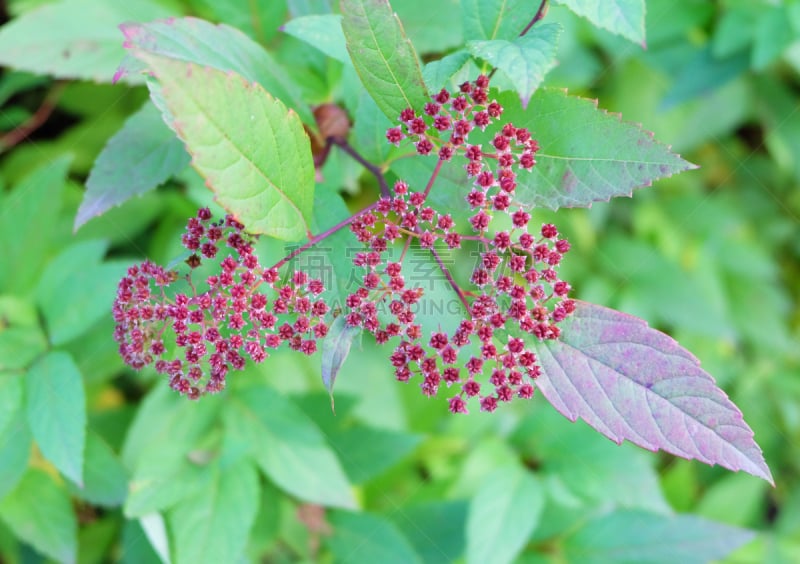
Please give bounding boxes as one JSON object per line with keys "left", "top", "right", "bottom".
{"left": 321, "top": 316, "right": 361, "bottom": 411}
{"left": 532, "top": 301, "right": 773, "bottom": 484}
{"left": 116, "top": 17, "right": 314, "bottom": 127}
{"left": 75, "top": 102, "right": 189, "bottom": 229}
{"left": 498, "top": 89, "right": 696, "bottom": 210}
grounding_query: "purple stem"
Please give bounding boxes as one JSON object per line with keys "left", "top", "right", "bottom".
{"left": 272, "top": 202, "right": 378, "bottom": 269}
{"left": 330, "top": 136, "right": 391, "bottom": 198}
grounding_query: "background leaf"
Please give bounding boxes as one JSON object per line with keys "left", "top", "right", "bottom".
{"left": 0, "top": 0, "right": 170, "bottom": 82}
{"left": 66, "top": 431, "right": 128, "bottom": 508}
{"left": 326, "top": 510, "right": 422, "bottom": 564}
{"left": 0, "top": 470, "right": 77, "bottom": 564}
{"left": 340, "top": 0, "right": 429, "bottom": 122}
{"left": 25, "top": 352, "right": 86, "bottom": 486}
{"left": 498, "top": 89, "right": 695, "bottom": 210}
{"left": 0, "top": 374, "right": 31, "bottom": 501}
{"left": 532, "top": 301, "right": 773, "bottom": 484}
{"left": 169, "top": 460, "right": 259, "bottom": 564}
{"left": 466, "top": 465, "right": 545, "bottom": 564}
{"left": 0, "top": 156, "right": 71, "bottom": 294}
{"left": 76, "top": 103, "right": 189, "bottom": 229}
{"left": 468, "top": 23, "right": 562, "bottom": 107}
{"left": 281, "top": 14, "right": 350, "bottom": 64}
{"left": 225, "top": 385, "right": 356, "bottom": 508}
{"left": 562, "top": 509, "right": 755, "bottom": 564}
{"left": 552, "top": 0, "right": 646, "bottom": 46}
{"left": 135, "top": 54, "right": 315, "bottom": 241}
{"left": 34, "top": 240, "right": 129, "bottom": 345}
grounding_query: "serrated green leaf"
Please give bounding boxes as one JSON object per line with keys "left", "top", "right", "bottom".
{"left": 66, "top": 431, "right": 128, "bottom": 508}
{"left": 135, "top": 54, "right": 315, "bottom": 241}
{"left": 225, "top": 385, "right": 355, "bottom": 508}
{"left": 0, "top": 155, "right": 71, "bottom": 294}
{"left": 552, "top": 0, "right": 646, "bottom": 45}
{"left": 468, "top": 24, "right": 561, "bottom": 107}
{"left": 422, "top": 50, "right": 472, "bottom": 92}
{"left": 0, "top": 374, "right": 31, "bottom": 501}
{"left": 25, "top": 352, "right": 86, "bottom": 486}
{"left": 117, "top": 17, "right": 314, "bottom": 127}
{"left": 461, "top": 0, "right": 540, "bottom": 42}
{"left": 562, "top": 510, "right": 755, "bottom": 564}
{"left": 35, "top": 240, "right": 129, "bottom": 346}
{"left": 0, "top": 469, "right": 77, "bottom": 564}
{"left": 0, "top": 0, "right": 170, "bottom": 83}
{"left": 327, "top": 511, "right": 422, "bottom": 564}
{"left": 498, "top": 89, "right": 695, "bottom": 210}
{"left": 341, "top": 0, "right": 429, "bottom": 122}
{"left": 282, "top": 14, "right": 350, "bottom": 64}
{"left": 321, "top": 316, "right": 361, "bottom": 407}
{"left": 466, "top": 465, "right": 544, "bottom": 564}
{"left": 76, "top": 103, "right": 189, "bottom": 229}
{"left": 169, "top": 460, "right": 259, "bottom": 564}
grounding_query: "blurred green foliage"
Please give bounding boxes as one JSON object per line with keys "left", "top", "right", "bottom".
{"left": 0, "top": 0, "right": 798, "bottom": 562}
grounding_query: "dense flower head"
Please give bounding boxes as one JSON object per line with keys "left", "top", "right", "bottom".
{"left": 114, "top": 74, "right": 575, "bottom": 414}
{"left": 113, "top": 208, "right": 329, "bottom": 398}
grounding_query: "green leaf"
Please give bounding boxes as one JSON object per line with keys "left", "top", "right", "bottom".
{"left": 0, "top": 155, "right": 71, "bottom": 294}
{"left": 0, "top": 296, "right": 47, "bottom": 371}
{"left": 461, "top": 0, "right": 541, "bottom": 42}
{"left": 511, "top": 406, "right": 670, "bottom": 512}
{"left": 0, "top": 0, "right": 170, "bottom": 82}
{"left": 661, "top": 47, "right": 749, "bottom": 110}
{"left": 341, "top": 0, "right": 429, "bottom": 122}
{"left": 75, "top": 103, "right": 189, "bottom": 229}
{"left": 562, "top": 510, "right": 755, "bottom": 564}
{"left": 321, "top": 316, "right": 361, "bottom": 407}
{"left": 752, "top": 5, "right": 796, "bottom": 70}
{"left": 35, "top": 240, "right": 129, "bottom": 345}
{"left": 169, "top": 460, "right": 259, "bottom": 564}
{"left": 122, "top": 383, "right": 221, "bottom": 518}
{"left": 282, "top": 14, "right": 350, "bottom": 64}
{"left": 134, "top": 54, "right": 315, "bottom": 241}
{"left": 0, "top": 469, "right": 77, "bottom": 564}
{"left": 117, "top": 17, "right": 314, "bottom": 126}
{"left": 0, "top": 374, "right": 31, "bottom": 501}
{"left": 192, "top": 0, "right": 288, "bottom": 44}
{"left": 394, "top": 0, "right": 463, "bottom": 54}
{"left": 329, "top": 425, "right": 422, "bottom": 484}
{"left": 498, "top": 89, "right": 695, "bottom": 210}
{"left": 327, "top": 511, "right": 422, "bottom": 564}
{"left": 422, "top": 50, "right": 471, "bottom": 92}
{"left": 466, "top": 465, "right": 544, "bottom": 564}
{"left": 25, "top": 352, "right": 86, "bottom": 486}
{"left": 391, "top": 501, "right": 468, "bottom": 564}
{"left": 468, "top": 24, "right": 561, "bottom": 107}
{"left": 225, "top": 385, "right": 355, "bottom": 508}
{"left": 552, "top": 0, "right": 646, "bottom": 46}
{"left": 66, "top": 431, "right": 128, "bottom": 508}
